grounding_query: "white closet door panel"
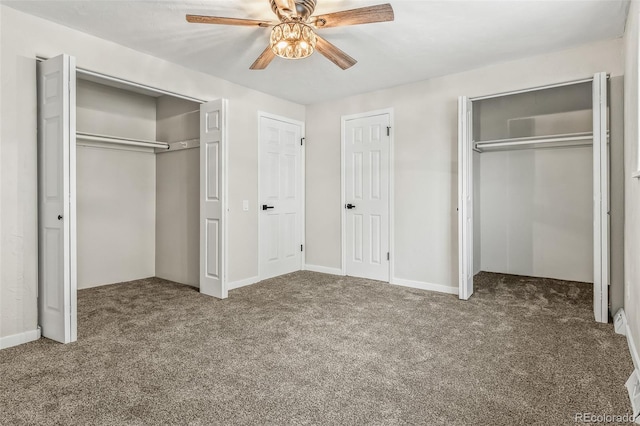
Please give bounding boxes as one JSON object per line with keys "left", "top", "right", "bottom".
{"left": 593, "top": 72, "right": 609, "bottom": 323}
{"left": 200, "top": 99, "right": 227, "bottom": 298}
{"left": 458, "top": 96, "right": 474, "bottom": 300}
{"left": 37, "top": 54, "right": 77, "bottom": 343}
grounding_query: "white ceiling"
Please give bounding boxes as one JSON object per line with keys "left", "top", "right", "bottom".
{"left": 3, "top": 0, "right": 630, "bottom": 104}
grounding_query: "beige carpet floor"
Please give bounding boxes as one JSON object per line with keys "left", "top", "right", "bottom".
{"left": 0, "top": 271, "right": 634, "bottom": 425}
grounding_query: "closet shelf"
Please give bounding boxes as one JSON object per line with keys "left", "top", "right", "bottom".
{"left": 474, "top": 132, "right": 595, "bottom": 153}
{"left": 76, "top": 132, "right": 170, "bottom": 150}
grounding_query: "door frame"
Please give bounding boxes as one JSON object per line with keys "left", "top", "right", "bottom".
{"left": 257, "top": 111, "right": 306, "bottom": 281}
{"left": 340, "top": 108, "right": 395, "bottom": 281}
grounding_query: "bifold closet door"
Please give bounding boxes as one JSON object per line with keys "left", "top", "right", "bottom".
{"left": 37, "top": 54, "right": 78, "bottom": 343}
{"left": 200, "top": 99, "right": 227, "bottom": 299}
{"left": 593, "top": 72, "right": 609, "bottom": 323}
{"left": 457, "top": 96, "right": 473, "bottom": 300}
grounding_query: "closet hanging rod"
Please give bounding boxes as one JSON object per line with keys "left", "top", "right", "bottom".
{"left": 470, "top": 75, "right": 608, "bottom": 101}
{"left": 476, "top": 132, "right": 593, "bottom": 147}
{"left": 76, "top": 132, "right": 170, "bottom": 150}
{"left": 475, "top": 132, "right": 596, "bottom": 151}
{"left": 36, "top": 56, "right": 206, "bottom": 105}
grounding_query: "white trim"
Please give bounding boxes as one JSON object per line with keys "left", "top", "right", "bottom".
{"left": 227, "top": 275, "right": 260, "bottom": 291}
{"left": 624, "top": 312, "right": 640, "bottom": 373}
{"left": 257, "top": 111, "right": 306, "bottom": 280}
{"left": 0, "top": 328, "right": 41, "bottom": 350}
{"left": 340, "top": 108, "right": 395, "bottom": 281}
{"left": 304, "top": 264, "right": 344, "bottom": 276}
{"left": 616, "top": 309, "right": 640, "bottom": 422}
{"left": 391, "top": 277, "right": 458, "bottom": 295}
{"left": 632, "top": 170, "right": 640, "bottom": 179}
{"left": 222, "top": 99, "right": 230, "bottom": 294}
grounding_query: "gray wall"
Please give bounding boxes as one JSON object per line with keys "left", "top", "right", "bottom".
{"left": 155, "top": 96, "right": 200, "bottom": 287}
{"left": 76, "top": 79, "right": 157, "bottom": 289}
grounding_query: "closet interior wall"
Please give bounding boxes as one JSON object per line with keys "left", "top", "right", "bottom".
{"left": 76, "top": 79, "right": 157, "bottom": 289}
{"left": 155, "top": 96, "right": 200, "bottom": 287}
{"left": 75, "top": 78, "right": 200, "bottom": 289}
{"left": 473, "top": 82, "right": 596, "bottom": 284}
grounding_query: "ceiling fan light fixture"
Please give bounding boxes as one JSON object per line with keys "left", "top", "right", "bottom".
{"left": 270, "top": 22, "right": 317, "bottom": 59}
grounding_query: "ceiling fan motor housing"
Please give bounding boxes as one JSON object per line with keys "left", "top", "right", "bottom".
{"left": 270, "top": 0, "right": 317, "bottom": 21}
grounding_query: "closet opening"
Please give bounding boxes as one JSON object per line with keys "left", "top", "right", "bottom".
{"left": 76, "top": 76, "right": 201, "bottom": 291}
{"left": 458, "top": 73, "right": 611, "bottom": 323}
{"left": 37, "top": 54, "right": 228, "bottom": 344}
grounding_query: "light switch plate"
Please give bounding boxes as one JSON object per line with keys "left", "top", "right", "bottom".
{"left": 243, "top": 200, "right": 249, "bottom": 211}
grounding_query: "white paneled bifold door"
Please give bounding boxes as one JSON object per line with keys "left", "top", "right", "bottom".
{"left": 593, "top": 72, "right": 609, "bottom": 324}
{"left": 259, "top": 115, "right": 303, "bottom": 280}
{"left": 344, "top": 113, "right": 390, "bottom": 282}
{"left": 200, "top": 99, "right": 228, "bottom": 298}
{"left": 37, "top": 54, "right": 77, "bottom": 343}
{"left": 457, "top": 96, "right": 473, "bottom": 300}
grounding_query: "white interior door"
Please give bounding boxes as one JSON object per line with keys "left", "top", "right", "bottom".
{"left": 259, "top": 115, "right": 303, "bottom": 280}
{"left": 593, "top": 72, "right": 609, "bottom": 323}
{"left": 344, "top": 113, "right": 390, "bottom": 282}
{"left": 458, "top": 96, "right": 474, "bottom": 300}
{"left": 200, "top": 99, "right": 227, "bottom": 298}
{"left": 37, "top": 54, "right": 77, "bottom": 343}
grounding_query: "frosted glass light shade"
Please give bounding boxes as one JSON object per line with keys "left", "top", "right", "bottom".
{"left": 270, "top": 23, "right": 317, "bottom": 59}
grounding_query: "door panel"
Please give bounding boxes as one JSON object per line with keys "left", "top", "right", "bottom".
{"left": 200, "top": 99, "right": 227, "bottom": 298}
{"left": 593, "top": 72, "right": 609, "bottom": 323}
{"left": 259, "top": 116, "right": 303, "bottom": 280}
{"left": 344, "top": 114, "right": 390, "bottom": 282}
{"left": 37, "top": 54, "right": 77, "bottom": 343}
{"left": 458, "top": 96, "right": 474, "bottom": 300}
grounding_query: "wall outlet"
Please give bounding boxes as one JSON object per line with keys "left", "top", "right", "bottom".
{"left": 614, "top": 308, "right": 627, "bottom": 336}
{"left": 242, "top": 200, "right": 249, "bottom": 211}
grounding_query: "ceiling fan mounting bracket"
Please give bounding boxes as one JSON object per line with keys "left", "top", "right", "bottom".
{"left": 270, "top": 0, "right": 317, "bottom": 22}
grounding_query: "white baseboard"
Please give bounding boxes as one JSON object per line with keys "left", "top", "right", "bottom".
{"left": 0, "top": 327, "right": 41, "bottom": 350}
{"left": 227, "top": 275, "right": 259, "bottom": 291}
{"left": 615, "top": 309, "right": 640, "bottom": 423}
{"left": 391, "top": 277, "right": 458, "bottom": 295}
{"left": 304, "top": 264, "right": 344, "bottom": 276}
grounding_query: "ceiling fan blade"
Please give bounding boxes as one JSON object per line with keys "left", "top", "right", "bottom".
{"left": 186, "top": 15, "right": 274, "bottom": 27}
{"left": 312, "top": 3, "right": 394, "bottom": 28}
{"left": 315, "top": 35, "right": 357, "bottom": 70}
{"left": 250, "top": 46, "right": 277, "bottom": 70}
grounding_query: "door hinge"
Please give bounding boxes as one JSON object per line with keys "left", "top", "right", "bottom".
{"left": 387, "top": 126, "right": 391, "bottom": 136}
{"left": 301, "top": 244, "right": 304, "bottom": 252}
{"left": 387, "top": 252, "right": 390, "bottom": 261}
{"left": 301, "top": 137, "right": 305, "bottom": 146}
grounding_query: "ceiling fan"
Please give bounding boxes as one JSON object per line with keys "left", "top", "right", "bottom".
{"left": 186, "top": 0, "right": 394, "bottom": 70}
